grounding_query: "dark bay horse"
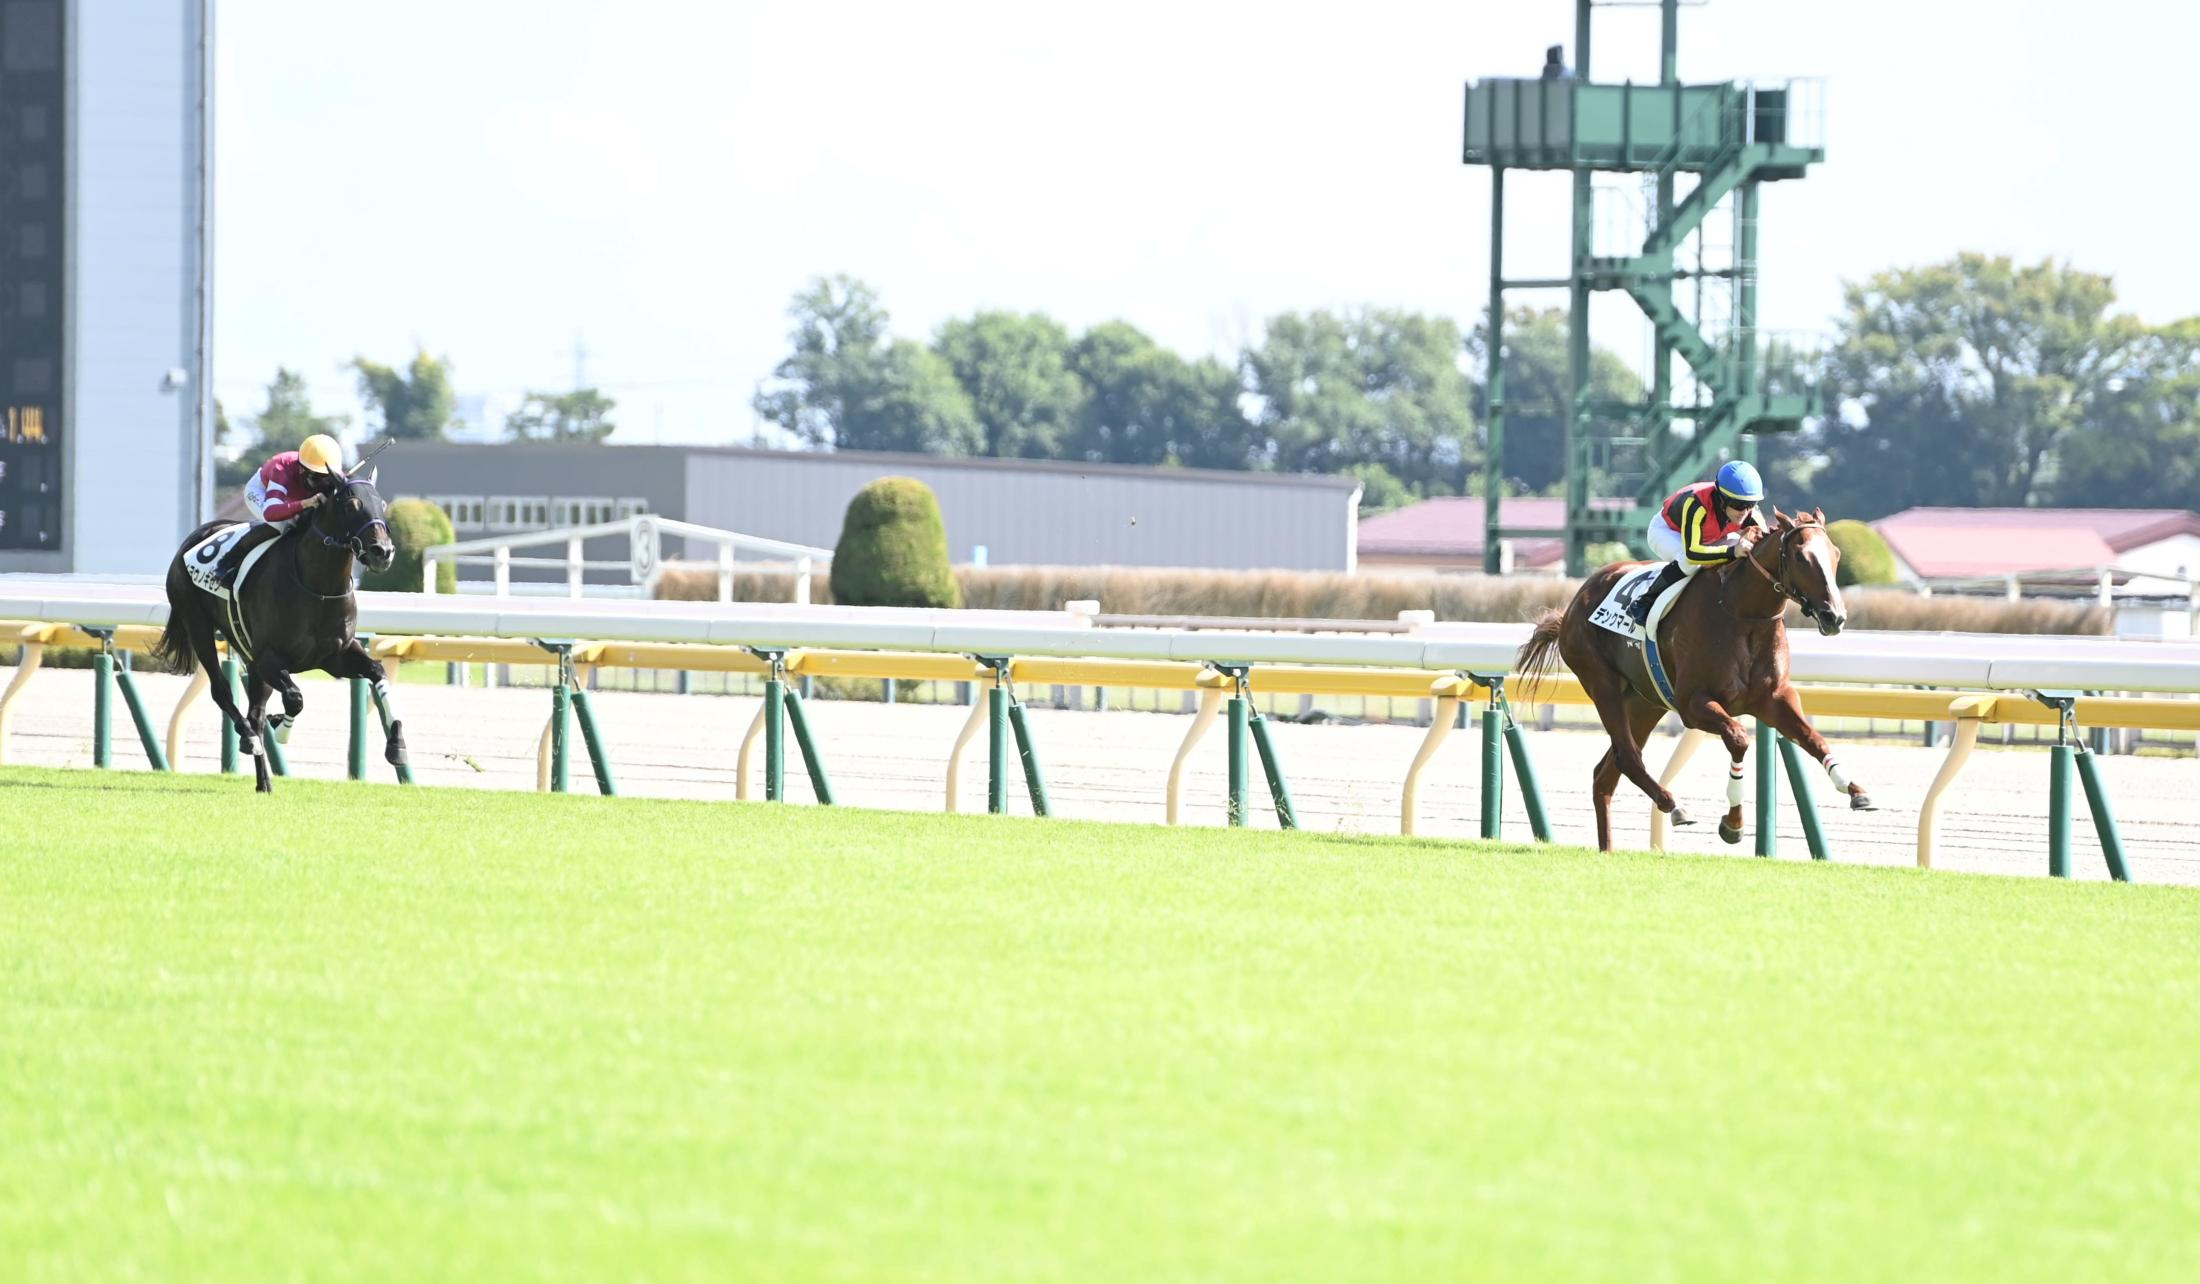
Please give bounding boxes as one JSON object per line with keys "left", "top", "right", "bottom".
{"left": 1516, "top": 508, "right": 1876, "bottom": 852}
{"left": 152, "top": 475, "right": 407, "bottom": 793}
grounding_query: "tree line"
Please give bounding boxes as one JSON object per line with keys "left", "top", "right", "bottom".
{"left": 757, "top": 259, "right": 2196, "bottom": 519}
{"left": 216, "top": 354, "right": 614, "bottom": 486}
{"left": 223, "top": 253, "right": 2198, "bottom": 521}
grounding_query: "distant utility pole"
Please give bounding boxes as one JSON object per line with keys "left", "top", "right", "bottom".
{"left": 571, "top": 333, "right": 588, "bottom": 391}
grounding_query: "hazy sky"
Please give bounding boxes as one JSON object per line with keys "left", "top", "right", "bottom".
{"left": 213, "top": 0, "right": 2200, "bottom": 447}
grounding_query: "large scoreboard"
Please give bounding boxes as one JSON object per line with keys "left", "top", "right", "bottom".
{"left": 0, "top": 0, "right": 64, "bottom": 552}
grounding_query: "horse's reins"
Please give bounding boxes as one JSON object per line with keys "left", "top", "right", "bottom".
{"left": 1723, "top": 522, "right": 1827, "bottom": 624}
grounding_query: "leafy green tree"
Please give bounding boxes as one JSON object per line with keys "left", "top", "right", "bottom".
{"left": 934, "top": 311, "right": 1087, "bottom": 459}
{"left": 363, "top": 498, "right": 457, "bottom": 593}
{"left": 863, "top": 341, "right": 985, "bottom": 456}
{"left": 1068, "top": 321, "right": 1254, "bottom": 468}
{"left": 213, "top": 398, "right": 254, "bottom": 488}
{"left": 221, "top": 368, "right": 348, "bottom": 486}
{"left": 506, "top": 388, "right": 617, "bottom": 443}
{"left": 1825, "top": 519, "right": 1897, "bottom": 586}
{"left": 1342, "top": 462, "right": 1415, "bottom": 516}
{"left": 351, "top": 349, "right": 456, "bottom": 442}
{"left": 829, "top": 477, "right": 962, "bottom": 608}
{"left": 753, "top": 276, "right": 983, "bottom": 455}
{"left": 1788, "top": 255, "right": 2147, "bottom": 518}
{"left": 2049, "top": 317, "right": 2200, "bottom": 508}
{"left": 1464, "top": 306, "right": 1643, "bottom": 494}
{"left": 1242, "top": 309, "right": 1476, "bottom": 493}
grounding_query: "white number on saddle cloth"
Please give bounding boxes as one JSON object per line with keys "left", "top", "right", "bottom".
{"left": 1589, "top": 564, "right": 1667, "bottom": 641}
{"left": 183, "top": 523, "right": 255, "bottom": 599}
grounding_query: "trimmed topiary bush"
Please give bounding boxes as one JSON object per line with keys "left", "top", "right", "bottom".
{"left": 829, "top": 477, "right": 962, "bottom": 609}
{"left": 1826, "top": 519, "right": 1898, "bottom": 588}
{"left": 364, "top": 497, "right": 457, "bottom": 593}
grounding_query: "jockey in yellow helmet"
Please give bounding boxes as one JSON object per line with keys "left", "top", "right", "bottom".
{"left": 216, "top": 434, "right": 347, "bottom": 586}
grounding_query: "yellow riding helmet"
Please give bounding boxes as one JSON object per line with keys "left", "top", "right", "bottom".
{"left": 297, "top": 434, "right": 343, "bottom": 475}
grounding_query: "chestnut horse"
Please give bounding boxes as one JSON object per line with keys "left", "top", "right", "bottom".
{"left": 1515, "top": 508, "right": 1876, "bottom": 852}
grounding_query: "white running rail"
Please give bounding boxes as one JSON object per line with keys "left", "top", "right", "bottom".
{"left": 418, "top": 515, "right": 835, "bottom": 603}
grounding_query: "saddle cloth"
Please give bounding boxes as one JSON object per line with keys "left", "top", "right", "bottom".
{"left": 1588, "top": 562, "right": 1692, "bottom": 709}
{"left": 183, "top": 524, "right": 277, "bottom": 601}
{"left": 1588, "top": 563, "right": 1687, "bottom": 642}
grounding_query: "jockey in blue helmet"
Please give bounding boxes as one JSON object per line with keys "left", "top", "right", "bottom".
{"left": 1628, "top": 460, "right": 1768, "bottom": 625}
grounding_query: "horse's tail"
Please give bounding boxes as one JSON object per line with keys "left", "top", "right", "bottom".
{"left": 1514, "top": 608, "right": 1567, "bottom": 704}
{"left": 150, "top": 610, "right": 195, "bottom": 675}
{"left": 150, "top": 567, "right": 199, "bottom": 675}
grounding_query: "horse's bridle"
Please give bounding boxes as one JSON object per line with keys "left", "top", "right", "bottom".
{"left": 289, "top": 480, "right": 391, "bottom": 601}
{"left": 311, "top": 479, "right": 391, "bottom": 561}
{"left": 1726, "top": 522, "right": 1833, "bottom": 624}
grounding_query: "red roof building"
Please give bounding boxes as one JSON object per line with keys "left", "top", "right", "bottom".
{"left": 1357, "top": 497, "right": 1629, "bottom": 574}
{"left": 1874, "top": 508, "right": 2200, "bottom": 584}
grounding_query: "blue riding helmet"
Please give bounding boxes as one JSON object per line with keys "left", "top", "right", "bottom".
{"left": 1714, "top": 460, "right": 1765, "bottom": 505}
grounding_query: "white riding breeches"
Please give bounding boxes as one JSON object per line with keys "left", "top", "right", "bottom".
{"left": 1646, "top": 516, "right": 1698, "bottom": 571}
{"left": 240, "top": 474, "right": 299, "bottom": 532}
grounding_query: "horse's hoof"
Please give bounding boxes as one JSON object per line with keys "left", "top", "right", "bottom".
{"left": 1850, "top": 791, "right": 1877, "bottom": 812}
{"left": 386, "top": 720, "right": 409, "bottom": 767}
{"left": 1719, "top": 822, "right": 1742, "bottom": 845}
{"left": 1670, "top": 807, "right": 1695, "bottom": 828}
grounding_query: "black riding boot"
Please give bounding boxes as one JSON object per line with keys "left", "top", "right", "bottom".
{"left": 1628, "top": 561, "right": 1686, "bottom": 627}
{"left": 214, "top": 522, "right": 284, "bottom": 590}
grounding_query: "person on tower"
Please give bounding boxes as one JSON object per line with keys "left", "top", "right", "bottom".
{"left": 1628, "top": 460, "right": 1768, "bottom": 626}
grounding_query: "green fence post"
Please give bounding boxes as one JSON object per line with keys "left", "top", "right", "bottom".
{"left": 570, "top": 688, "right": 619, "bottom": 797}
{"left": 2073, "top": 748, "right": 2131, "bottom": 883}
{"left": 549, "top": 682, "right": 571, "bottom": 794}
{"left": 368, "top": 684, "right": 414, "bottom": 785}
{"left": 1225, "top": 670, "right": 1251, "bottom": 827}
{"left": 1502, "top": 717, "right": 1552, "bottom": 843}
{"left": 985, "top": 661, "right": 1011, "bottom": 815}
{"left": 2048, "top": 743, "right": 2075, "bottom": 879}
{"left": 1479, "top": 702, "right": 1504, "bottom": 841}
{"left": 263, "top": 725, "right": 289, "bottom": 777}
{"left": 348, "top": 678, "right": 369, "bottom": 780}
{"left": 763, "top": 673, "right": 785, "bottom": 801}
{"left": 782, "top": 686, "right": 834, "bottom": 805}
{"left": 1776, "top": 734, "right": 1828, "bottom": 861}
{"left": 113, "top": 666, "right": 169, "bottom": 771}
{"left": 91, "top": 646, "right": 113, "bottom": 769}
{"left": 1007, "top": 699, "right": 1050, "bottom": 817}
{"left": 1248, "top": 710, "right": 1296, "bottom": 830}
{"left": 220, "top": 657, "right": 240, "bottom": 774}
{"left": 1754, "top": 720, "right": 1778, "bottom": 857}
{"left": 545, "top": 644, "right": 572, "bottom": 795}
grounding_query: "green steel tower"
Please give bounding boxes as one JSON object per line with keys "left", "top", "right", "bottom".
{"left": 1464, "top": 0, "right": 1823, "bottom": 574}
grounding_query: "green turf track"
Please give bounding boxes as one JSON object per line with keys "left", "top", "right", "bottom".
{"left": 3, "top": 767, "right": 2196, "bottom": 1283}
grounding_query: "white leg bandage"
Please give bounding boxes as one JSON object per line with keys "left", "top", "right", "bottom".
{"left": 373, "top": 678, "right": 391, "bottom": 703}
{"left": 1727, "top": 761, "right": 1746, "bottom": 807}
{"left": 1825, "top": 757, "right": 1852, "bottom": 792}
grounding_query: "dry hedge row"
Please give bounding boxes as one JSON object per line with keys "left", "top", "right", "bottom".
{"left": 654, "top": 563, "right": 2111, "bottom": 635}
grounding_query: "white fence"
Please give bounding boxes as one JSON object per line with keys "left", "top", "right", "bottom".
{"left": 7, "top": 581, "right": 2200, "bottom": 696}
{"left": 420, "top": 515, "right": 835, "bottom": 603}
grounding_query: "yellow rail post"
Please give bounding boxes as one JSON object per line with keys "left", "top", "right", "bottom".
{"left": 164, "top": 663, "right": 210, "bottom": 769}
{"left": 1400, "top": 675, "right": 1471, "bottom": 837}
{"left": 1648, "top": 729, "right": 1708, "bottom": 852}
{"left": 0, "top": 629, "right": 48, "bottom": 765}
{"left": 944, "top": 687, "right": 991, "bottom": 813}
{"left": 1164, "top": 672, "right": 1229, "bottom": 824}
{"left": 1917, "top": 696, "right": 1995, "bottom": 869}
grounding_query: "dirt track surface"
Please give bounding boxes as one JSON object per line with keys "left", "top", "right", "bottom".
{"left": 6, "top": 668, "right": 2192, "bottom": 885}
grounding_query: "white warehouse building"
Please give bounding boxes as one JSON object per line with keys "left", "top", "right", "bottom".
{"left": 374, "top": 443, "right": 1363, "bottom": 585}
